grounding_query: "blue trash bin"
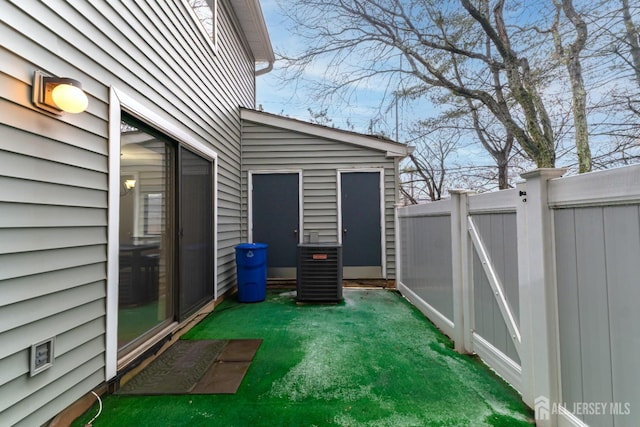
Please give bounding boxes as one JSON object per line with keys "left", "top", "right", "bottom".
{"left": 235, "top": 243, "right": 268, "bottom": 302}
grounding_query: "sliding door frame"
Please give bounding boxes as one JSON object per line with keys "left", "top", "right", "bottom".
{"left": 107, "top": 87, "right": 218, "bottom": 380}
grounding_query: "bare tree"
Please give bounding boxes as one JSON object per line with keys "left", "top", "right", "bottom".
{"left": 580, "top": 0, "right": 640, "bottom": 168}
{"left": 278, "top": 0, "right": 557, "bottom": 169}
{"left": 399, "top": 117, "right": 518, "bottom": 201}
{"left": 618, "top": 0, "right": 640, "bottom": 123}
{"left": 420, "top": 100, "right": 517, "bottom": 190}
{"left": 446, "top": 6, "right": 514, "bottom": 189}
{"left": 402, "top": 123, "right": 461, "bottom": 202}
{"left": 307, "top": 108, "right": 333, "bottom": 126}
{"left": 467, "top": 106, "right": 514, "bottom": 188}
{"left": 407, "top": 153, "right": 447, "bottom": 202}
{"left": 272, "top": 0, "right": 640, "bottom": 194}
{"left": 550, "top": 0, "right": 592, "bottom": 172}
{"left": 460, "top": 0, "right": 556, "bottom": 168}
{"left": 621, "top": 0, "right": 640, "bottom": 87}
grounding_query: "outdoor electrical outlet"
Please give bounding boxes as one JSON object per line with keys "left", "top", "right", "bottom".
{"left": 30, "top": 338, "right": 55, "bottom": 376}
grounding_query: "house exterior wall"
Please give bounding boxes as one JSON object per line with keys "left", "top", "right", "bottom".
{"left": 0, "top": 0, "right": 256, "bottom": 424}
{"left": 240, "top": 120, "right": 400, "bottom": 279}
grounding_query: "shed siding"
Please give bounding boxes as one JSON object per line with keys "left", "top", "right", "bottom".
{"left": 241, "top": 121, "right": 399, "bottom": 278}
{"left": 0, "top": 0, "right": 255, "bottom": 424}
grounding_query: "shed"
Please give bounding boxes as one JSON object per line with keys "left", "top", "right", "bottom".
{"left": 240, "top": 108, "right": 413, "bottom": 281}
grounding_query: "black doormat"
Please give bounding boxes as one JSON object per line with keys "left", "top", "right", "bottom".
{"left": 117, "top": 339, "right": 262, "bottom": 395}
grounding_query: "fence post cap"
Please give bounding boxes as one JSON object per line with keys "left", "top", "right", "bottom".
{"left": 520, "top": 168, "right": 567, "bottom": 180}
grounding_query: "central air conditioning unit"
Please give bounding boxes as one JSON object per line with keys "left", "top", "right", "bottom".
{"left": 296, "top": 243, "right": 343, "bottom": 303}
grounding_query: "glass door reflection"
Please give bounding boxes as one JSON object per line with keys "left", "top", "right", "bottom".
{"left": 118, "top": 117, "right": 175, "bottom": 353}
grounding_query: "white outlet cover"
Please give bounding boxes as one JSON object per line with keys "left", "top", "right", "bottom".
{"left": 30, "top": 337, "right": 55, "bottom": 377}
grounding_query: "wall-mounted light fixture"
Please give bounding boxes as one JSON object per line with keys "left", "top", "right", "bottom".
{"left": 32, "top": 70, "right": 89, "bottom": 114}
{"left": 124, "top": 179, "right": 137, "bottom": 190}
{"left": 121, "top": 178, "right": 137, "bottom": 197}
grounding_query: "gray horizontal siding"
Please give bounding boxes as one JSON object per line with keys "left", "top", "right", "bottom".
{"left": 0, "top": 318, "right": 104, "bottom": 388}
{"left": 0, "top": 150, "right": 107, "bottom": 189}
{"left": 2, "top": 264, "right": 106, "bottom": 308}
{"left": 1, "top": 0, "right": 257, "bottom": 423}
{"left": 0, "top": 282, "right": 105, "bottom": 335}
{"left": 0, "top": 246, "right": 106, "bottom": 281}
{"left": 0, "top": 102, "right": 107, "bottom": 156}
{"left": 0, "top": 126, "right": 107, "bottom": 172}
{"left": 0, "top": 299, "right": 105, "bottom": 361}
{"left": 0, "top": 228, "right": 106, "bottom": 254}
{"left": 0, "top": 318, "right": 104, "bottom": 386}
{"left": 0, "top": 176, "right": 108, "bottom": 208}
{"left": 241, "top": 121, "right": 399, "bottom": 278}
{"left": 0, "top": 339, "right": 104, "bottom": 407}
{"left": 0, "top": 203, "right": 107, "bottom": 228}
{"left": 4, "top": 353, "right": 104, "bottom": 427}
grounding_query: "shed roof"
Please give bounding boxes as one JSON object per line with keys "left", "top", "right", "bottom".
{"left": 240, "top": 108, "right": 414, "bottom": 158}
{"left": 230, "top": 0, "right": 275, "bottom": 64}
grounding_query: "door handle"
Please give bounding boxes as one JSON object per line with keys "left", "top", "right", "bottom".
{"left": 343, "top": 228, "right": 347, "bottom": 233}
{"left": 294, "top": 229, "right": 298, "bottom": 235}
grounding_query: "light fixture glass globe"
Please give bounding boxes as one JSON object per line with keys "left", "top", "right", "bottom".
{"left": 51, "top": 83, "right": 89, "bottom": 114}
{"left": 124, "top": 179, "right": 137, "bottom": 190}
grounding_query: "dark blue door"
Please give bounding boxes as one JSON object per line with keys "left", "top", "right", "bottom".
{"left": 341, "top": 172, "right": 382, "bottom": 278}
{"left": 252, "top": 173, "right": 299, "bottom": 278}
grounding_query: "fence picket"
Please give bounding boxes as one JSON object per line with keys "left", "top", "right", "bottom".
{"left": 398, "top": 166, "right": 640, "bottom": 427}
{"left": 467, "top": 216, "right": 521, "bottom": 355}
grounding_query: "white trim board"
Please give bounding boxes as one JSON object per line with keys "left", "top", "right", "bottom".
{"left": 337, "top": 168, "right": 386, "bottom": 278}
{"left": 228, "top": 0, "right": 274, "bottom": 63}
{"left": 473, "top": 332, "right": 523, "bottom": 394}
{"left": 548, "top": 164, "right": 640, "bottom": 208}
{"left": 398, "top": 282, "right": 455, "bottom": 338}
{"left": 107, "top": 86, "right": 219, "bottom": 381}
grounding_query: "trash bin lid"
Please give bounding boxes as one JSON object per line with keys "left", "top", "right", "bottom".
{"left": 236, "top": 243, "right": 268, "bottom": 250}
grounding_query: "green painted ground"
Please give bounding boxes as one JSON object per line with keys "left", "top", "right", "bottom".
{"left": 74, "top": 289, "right": 534, "bottom": 426}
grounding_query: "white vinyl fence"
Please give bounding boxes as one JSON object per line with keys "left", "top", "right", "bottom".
{"left": 396, "top": 165, "right": 640, "bottom": 427}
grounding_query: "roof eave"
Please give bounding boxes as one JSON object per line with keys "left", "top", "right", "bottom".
{"left": 241, "top": 108, "right": 413, "bottom": 158}
{"left": 230, "top": 0, "right": 275, "bottom": 65}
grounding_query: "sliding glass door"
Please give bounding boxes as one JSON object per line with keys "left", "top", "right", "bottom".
{"left": 179, "top": 147, "right": 213, "bottom": 319}
{"left": 118, "top": 117, "right": 175, "bottom": 353}
{"left": 118, "top": 116, "right": 214, "bottom": 354}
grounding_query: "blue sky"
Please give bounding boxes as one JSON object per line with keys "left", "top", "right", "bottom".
{"left": 252, "top": 0, "right": 498, "bottom": 189}
{"left": 255, "top": 0, "right": 421, "bottom": 140}
{"left": 252, "top": 0, "right": 546, "bottom": 144}
{"left": 252, "top": 0, "right": 640, "bottom": 181}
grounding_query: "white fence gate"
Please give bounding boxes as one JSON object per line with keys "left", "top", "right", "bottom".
{"left": 396, "top": 165, "right": 640, "bottom": 427}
